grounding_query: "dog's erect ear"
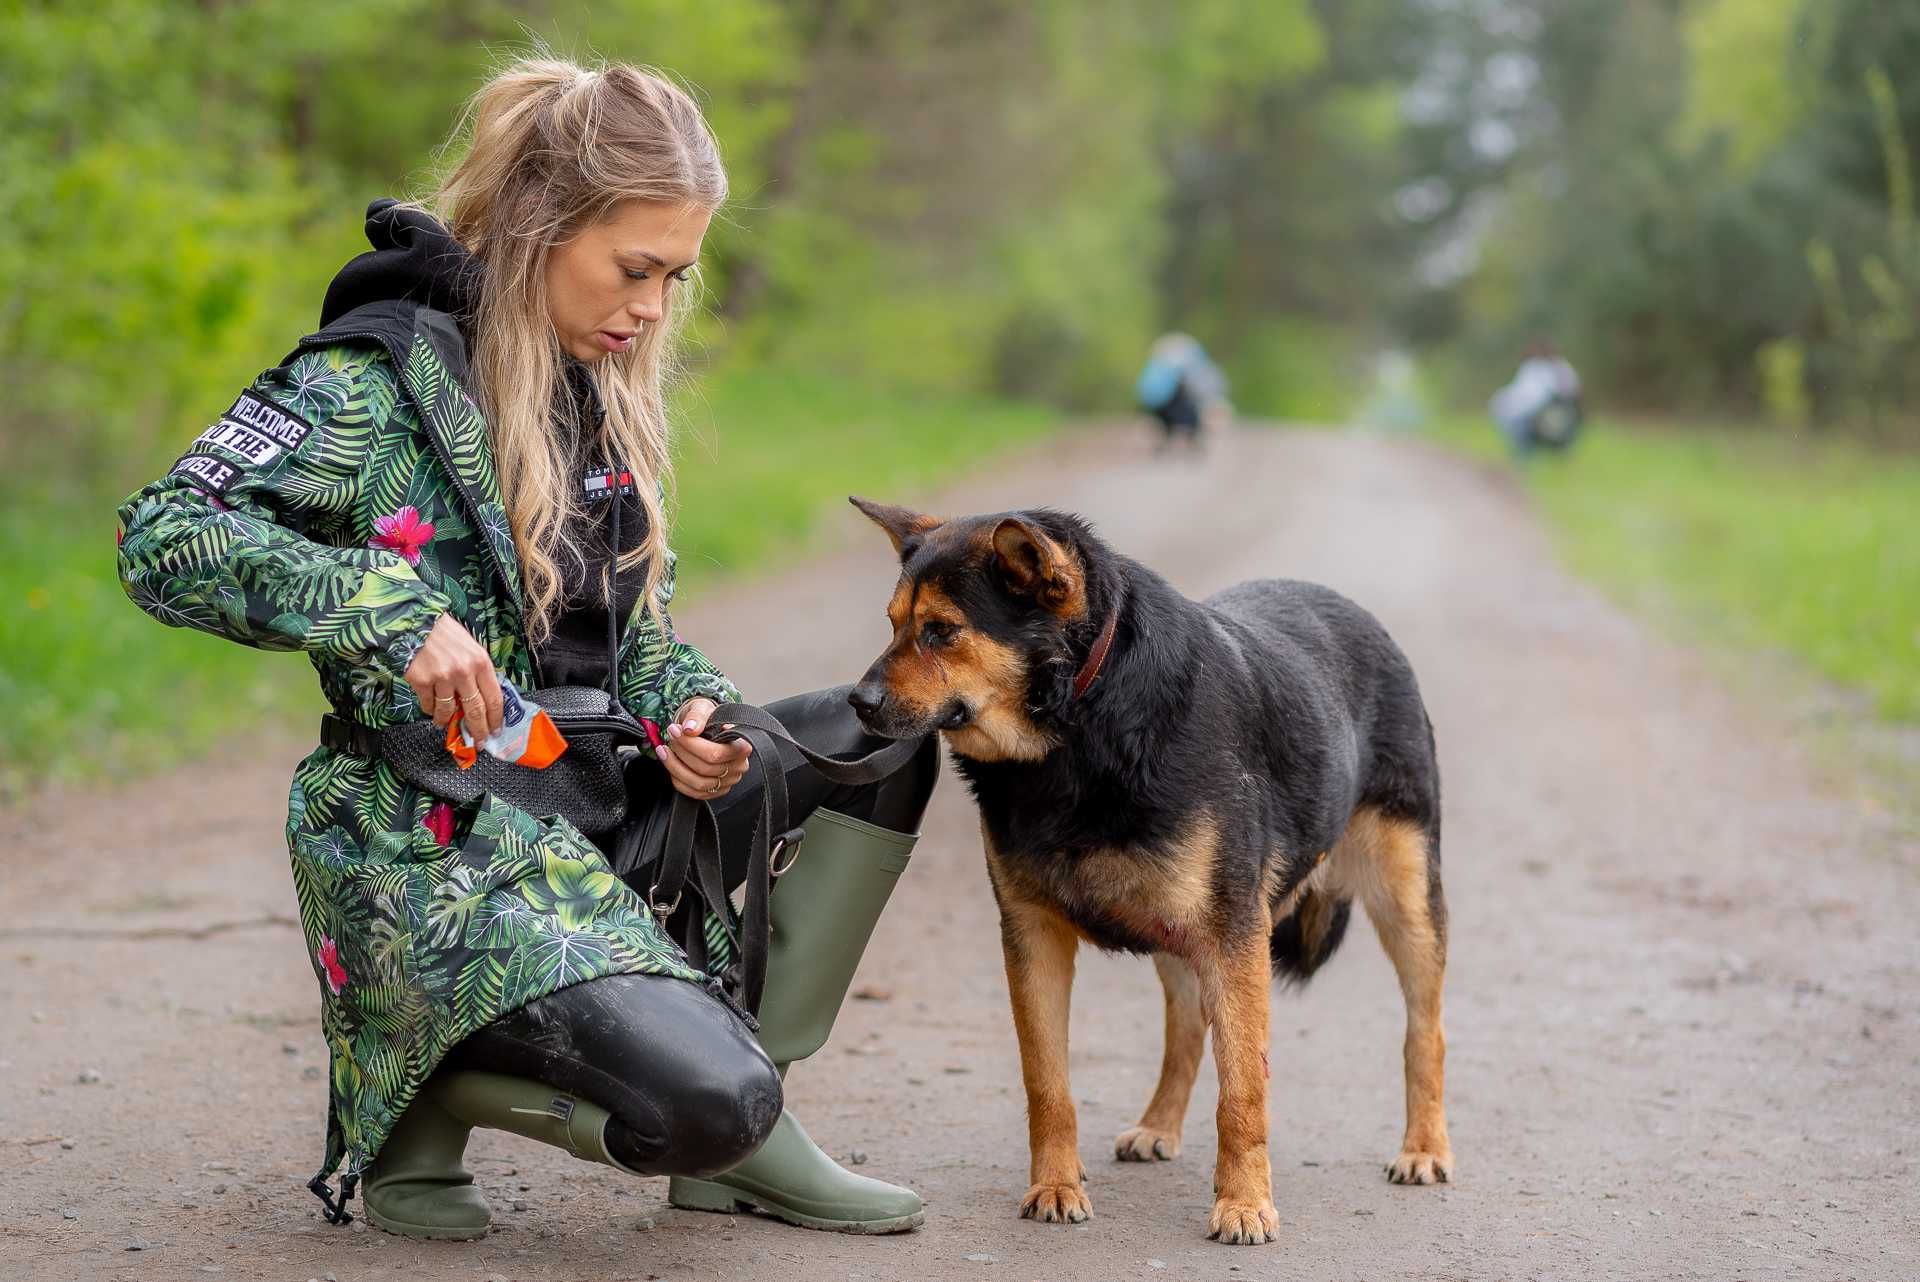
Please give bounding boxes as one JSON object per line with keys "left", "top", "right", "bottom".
{"left": 991, "top": 517, "right": 1085, "bottom": 615}
{"left": 851, "top": 497, "right": 945, "bottom": 557}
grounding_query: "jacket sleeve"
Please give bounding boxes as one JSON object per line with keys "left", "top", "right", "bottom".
{"left": 619, "top": 545, "right": 741, "bottom": 723}
{"left": 115, "top": 345, "right": 451, "bottom": 682}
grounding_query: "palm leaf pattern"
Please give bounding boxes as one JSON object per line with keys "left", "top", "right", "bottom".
{"left": 115, "top": 314, "right": 730, "bottom": 1192}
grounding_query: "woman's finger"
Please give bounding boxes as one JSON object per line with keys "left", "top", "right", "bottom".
{"left": 670, "top": 734, "right": 749, "bottom": 769}
{"left": 459, "top": 678, "right": 489, "bottom": 738}
{"left": 430, "top": 679, "right": 460, "bottom": 729}
{"left": 475, "top": 673, "right": 505, "bottom": 740}
{"left": 660, "top": 747, "right": 736, "bottom": 798}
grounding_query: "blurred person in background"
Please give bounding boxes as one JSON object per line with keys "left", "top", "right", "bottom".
{"left": 1490, "top": 338, "right": 1583, "bottom": 458}
{"left": 114, "top": 56, "right": 937, "bottom": 1242}
{"left": 1137, "top": 331, "right": 1232, "bottom": 449}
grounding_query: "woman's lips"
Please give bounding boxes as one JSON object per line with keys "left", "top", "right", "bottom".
{"left": 597, "top": 331, "right": 635, "bottom": 353}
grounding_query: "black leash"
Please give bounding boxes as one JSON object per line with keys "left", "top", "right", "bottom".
{"left": 615, "top": 703, "right": 922, "bottom": 1017}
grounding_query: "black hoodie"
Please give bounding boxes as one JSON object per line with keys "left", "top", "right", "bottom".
{"left": 320, "top": 198, "right": 647, "bottom": 692}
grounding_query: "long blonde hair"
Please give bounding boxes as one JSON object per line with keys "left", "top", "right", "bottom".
{"left": 418, "top": 55, "right": 726, "bottom": 646}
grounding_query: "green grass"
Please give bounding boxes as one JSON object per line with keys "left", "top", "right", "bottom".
{"left": 669, "top": 363, "right": 1056, "bottom": 576}
{"left": 0, "top": 364, "right": 1056, "bottom": 798}
{"left": 1425, "top": 413, "right": 1920, "bottom": 723}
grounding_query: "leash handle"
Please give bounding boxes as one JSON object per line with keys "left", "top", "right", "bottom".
{"left": 638, "top": 704, "right": 926, "bottom": 1015}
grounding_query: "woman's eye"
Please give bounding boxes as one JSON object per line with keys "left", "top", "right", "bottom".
{"left": 624, "top": 269, "right": 651, "bottom": 281}
{"left": 668, "top": 269, "right": 691, "bottom": 283}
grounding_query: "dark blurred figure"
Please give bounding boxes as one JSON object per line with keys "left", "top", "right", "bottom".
{"left": 1137, "top": 332, "right": 1230, "bottom": 450}
{"left": 1490, "top": 339, "right": 1583, "bottom": 459}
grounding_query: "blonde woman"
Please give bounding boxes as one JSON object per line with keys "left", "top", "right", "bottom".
{"left": 116, "top": 58, "right": 937, "bottom": 1240}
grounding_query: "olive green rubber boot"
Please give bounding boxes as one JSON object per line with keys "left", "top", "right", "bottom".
{"left": 363, "top": 1070, "right": 649, "bottom": 1239}
{"left": 361, "top": 1080, "right": 492, "bottom": 1240}
{"left": 670, "top": 807, "right": 923, "bottom": 1233}
{"left": 436, "top": 1070, "right": 645, "bottom": 1174}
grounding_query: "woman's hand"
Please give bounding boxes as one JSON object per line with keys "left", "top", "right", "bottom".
{"left": 402, "top": 613, "right": 505, "bottom": 739}
{"left": 659, "top": 697, "right": 753, "bottom": 800}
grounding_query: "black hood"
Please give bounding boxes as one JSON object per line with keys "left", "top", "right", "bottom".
{"left": 319, "top": 198, "right": 483, "bottom": 328}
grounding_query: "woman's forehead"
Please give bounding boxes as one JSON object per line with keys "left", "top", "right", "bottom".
{"left": 598, "top": 199, "right": 711, "bottom": 260}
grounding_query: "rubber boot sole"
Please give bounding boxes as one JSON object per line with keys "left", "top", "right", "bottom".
{"left": 364, "top": 1202, "right": 490, "bottom": 1241}
{"left": 668, "top": 1174, "right": 925, "bottom": 1234}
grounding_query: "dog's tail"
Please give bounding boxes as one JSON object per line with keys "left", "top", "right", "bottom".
{"left": 1270, "top": 888, "right": 1351, "bottom": 984}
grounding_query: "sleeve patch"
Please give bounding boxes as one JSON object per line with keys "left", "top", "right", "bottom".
{"left": 170, "top": 452, "right": 242, "bottom": 496}
{"left": 226, "top": 390, "right": 313, "bottom": 450}
{"left": 192, "top": 418, "right": 283, "bottom": 466}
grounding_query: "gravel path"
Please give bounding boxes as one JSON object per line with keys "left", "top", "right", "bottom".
{"left": 3, "top": 423, "right": 1915, "bottom": 1281}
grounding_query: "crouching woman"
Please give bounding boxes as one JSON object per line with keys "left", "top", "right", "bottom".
{"left": 115, "top": 56, "right": 936, "bottom": 1240}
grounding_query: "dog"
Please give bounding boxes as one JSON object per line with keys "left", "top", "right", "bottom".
{"left": 846, "top": 497, "right": 1452, "bottom": 1245}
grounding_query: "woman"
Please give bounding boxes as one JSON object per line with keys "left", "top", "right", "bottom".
{"left": 114, "top": 57, "right": 938, "bottom": 1240}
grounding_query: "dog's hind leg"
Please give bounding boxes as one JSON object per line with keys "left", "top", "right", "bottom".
{"left": 1114, "top": 953, "right": 1207, "bottom": 1162}
{"left": 1335, "top": 809, "right": 1453, "bottom": 1185}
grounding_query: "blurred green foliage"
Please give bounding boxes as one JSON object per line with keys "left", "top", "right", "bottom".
{"left": 0, "top": 0, "right": 1431, "bottom": 478}
{"left": 1401, "top": 0, "right": 1920, "bottom": 438}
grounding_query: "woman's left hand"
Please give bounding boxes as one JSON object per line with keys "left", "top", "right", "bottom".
{"left": 659, "top": 697, "right": 753, "bottom": 800}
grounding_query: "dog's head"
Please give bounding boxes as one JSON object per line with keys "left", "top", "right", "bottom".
{"left": 846, "top": 497, "right": 1107, "bottom": 762}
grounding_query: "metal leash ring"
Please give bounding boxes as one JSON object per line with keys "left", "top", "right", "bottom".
{"left": 769, "top": 827, "right": 806, "bottom": 878}
{"left": 647, "top": 883, "right": 683, "bottom": 918}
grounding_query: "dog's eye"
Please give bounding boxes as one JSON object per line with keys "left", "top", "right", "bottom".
{"left": 919, "top": 622, "right": 957, "bottom": 649}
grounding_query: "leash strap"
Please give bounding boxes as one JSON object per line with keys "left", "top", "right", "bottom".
{"left": 642, "top": 704, "right": 922, "bottom": 1016}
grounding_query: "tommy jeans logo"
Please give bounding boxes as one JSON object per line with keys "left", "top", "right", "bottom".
{"left": 192, "top": 418, "right": 283, "bottom": 466}
{"left": 225, "top": 390, "right": 313, "bottom": 451}
{"left": 171, "top": 452, "right": 241, "bottom": 495}
{"left": 582, "top": 467, "right": 636, "bottom": 501}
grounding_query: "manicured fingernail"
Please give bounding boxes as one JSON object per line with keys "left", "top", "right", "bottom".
{"left": 655, "top": 746, "right": 669, "bottom": 761}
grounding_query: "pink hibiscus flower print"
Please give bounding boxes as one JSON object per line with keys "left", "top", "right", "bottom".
{"left": 422, "top": 801, "right": 455, "bottom": 847}
{"left": 316, "top": 935, "right": 349, "bottom": 996}
{"left": 368, "top": 505, "right": 435, "bottom": 565}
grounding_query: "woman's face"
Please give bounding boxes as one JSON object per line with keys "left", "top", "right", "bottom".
{"left": 545, "top": 199, "right": 712, "bottom": 363}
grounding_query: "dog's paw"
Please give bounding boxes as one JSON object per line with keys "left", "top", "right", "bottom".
{"left": 1114, "top": 1124, "right": 1181, "bottom": 1162}
{"left": 1020, "top": 1181, "right": 1092, "bottom": 1224}
{"left": 1206, "top": 1195, "right": 1278, "bottom": 1245}
{"left": 1385, "top": 1148, "right": 1453, "bottom": 1185}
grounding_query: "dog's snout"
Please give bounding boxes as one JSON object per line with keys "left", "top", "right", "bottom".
{"left": 847, "top": 682, "right": 887, "bottom": 718}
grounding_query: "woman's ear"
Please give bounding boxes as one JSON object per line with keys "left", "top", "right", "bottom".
{"left": 991, "top": 517, "right": 1084, "bottom": 616}
{"left": 851, "top": 496, "right": 944, "bottom": 559}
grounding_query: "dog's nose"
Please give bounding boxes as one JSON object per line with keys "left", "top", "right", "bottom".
{"left": 847, "top": 683, "right": 887, "bottom": 718}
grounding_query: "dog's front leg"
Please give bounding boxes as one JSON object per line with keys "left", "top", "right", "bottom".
{"left": 998, "top": 896, "right": 1089, "bottom": 1224}
{"left": 1194, "top": 924, "right": 1279, "bottom": 1245}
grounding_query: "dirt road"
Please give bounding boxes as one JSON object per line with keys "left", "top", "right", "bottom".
{"left": 4, "top": 424, "right": 1916, "bottom": 1281}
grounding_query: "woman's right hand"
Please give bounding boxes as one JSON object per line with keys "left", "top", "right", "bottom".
{"left": 403, "top": 613, "right": 505, "bottom": 739}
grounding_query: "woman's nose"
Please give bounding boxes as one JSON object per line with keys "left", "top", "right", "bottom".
{"left": 629, "top": 292, "right": 663, "bottom": 324}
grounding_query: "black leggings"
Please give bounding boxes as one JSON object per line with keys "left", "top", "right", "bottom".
{"left": 439, "top": 685, "right": 939, "bottom": 1176}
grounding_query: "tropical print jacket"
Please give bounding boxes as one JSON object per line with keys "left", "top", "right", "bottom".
{"left": 114, "top": 298, "right": 740, "bottom": 1205}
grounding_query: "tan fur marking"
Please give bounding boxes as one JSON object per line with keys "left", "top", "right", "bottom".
{"left": 988, "top": 838, "right": 1092, "bottom": 1223}
{"left": 1115, "top": 953, "right": 1208, "bottom": 1162}
{"left": 1325, "top": 808, "right": 1453, "bottom": 1184}
{"left": 1189, "top": 913, "right": 1279, "bottom": 1243}
{"left": 1076, "top": 815, "right": 1219, "bottom": 948}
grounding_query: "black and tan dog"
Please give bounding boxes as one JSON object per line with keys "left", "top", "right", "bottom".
{"left": 846, "top": 498, "right": 1452, "bottom": 1245}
